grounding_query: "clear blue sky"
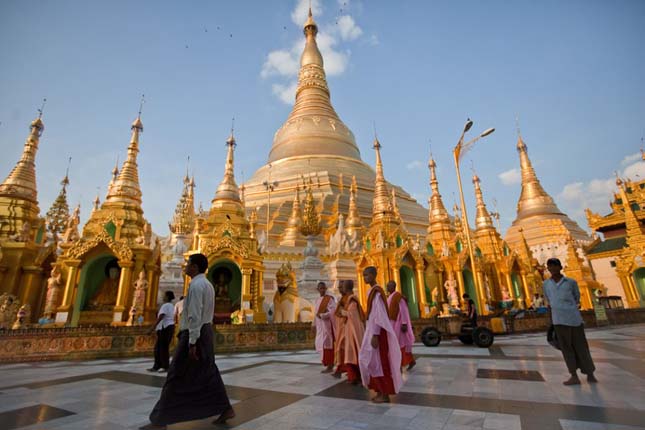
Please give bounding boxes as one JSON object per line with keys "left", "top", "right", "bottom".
{"left": 1, "top": 0, "right": 644, "bottom": 236}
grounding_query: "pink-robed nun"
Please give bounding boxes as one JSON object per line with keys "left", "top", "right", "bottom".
{"left": 313, "top": 282, "right": 336, "bottom": 373}
{"left": 358, "top": 267, "right": 402, "bottom": 403}
{"left": 386, "top": 281, "right": 416, "bottom": 370}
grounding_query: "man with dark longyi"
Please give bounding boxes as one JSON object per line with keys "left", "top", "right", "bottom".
{"left": 543, "top": 257, "right": 597, "bottom": 386}
{"left": 140, "top": 253, "right": 234, "bottom": 429}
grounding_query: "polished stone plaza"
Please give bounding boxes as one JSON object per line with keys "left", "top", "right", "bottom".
{"left": 0, "top": 324, "right": 643, "bottom": 430}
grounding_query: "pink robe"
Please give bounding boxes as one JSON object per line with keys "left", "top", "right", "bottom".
{"left": 388, "top": 291, "right": 415, "bottom": 352}
{"left": 359, "top": 285, "right": 403, "bottom": 393}
{"left": 314, "top": 293, "right": 336, "bottom": 354}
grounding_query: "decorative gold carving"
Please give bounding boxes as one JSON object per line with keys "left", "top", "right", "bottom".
{"left": 64, "top": 229, "right": 133, "bottom": 261}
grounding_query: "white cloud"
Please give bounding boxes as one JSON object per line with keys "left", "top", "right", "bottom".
{"left": 623, "top": 161, "right": 645, "bottom": 180}
{"left": 368, "top": 34, "right": 379, "bottom": 46}
{"left": 261, "top": 49, "right": 300, "bottom": 78}
{"left": 621, "top": 152, "right": 641, "bottom": 166}
{"left": 558, "top": 182, "right": 584, "bottom": 201}
{"left": 406, "top": 160, "right": 424, "bottom": 170}
{"left": 272, "top": 81, "right": 298, "bottom": 105}
{"left": 498, "top": 168, "right": 521, "bottom": 186}
{"left": 336, "top": 15, "right": 362, "bottom": 41}
{"left": 291, "top": 0, "right": 322, "bottom": 26}
{"left": 557, "top": 158, "right": 645, "bottom": 227}
{"left": 262, "top": 0, "right": 369, "bottom": 104}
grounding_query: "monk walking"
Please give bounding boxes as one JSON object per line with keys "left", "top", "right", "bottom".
{"left": 332, "top": 281, "right": 347, "bottom": 378}
{"left": 386, "top": 281, "right": 416, "bottom": 371}
{"left": 140, "top": 253, "right": 234, "bottom": 430}
{"left": 313, "top": 281, "right": 336, "bottom": 373}
{"left": 359, "top": 267, "right": 402, "bottom": 403}
{"left": 338, "top": 279, "right": 365, "bottom": 384}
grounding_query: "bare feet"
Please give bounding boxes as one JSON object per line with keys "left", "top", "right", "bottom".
{"left": 407, "top": 361, "right": 416, "bottom": 371}
{"left": 212, "top": 407, "right": 235, "bottom": 424}
{"left": 139, "top": 424, "right": 166, "bottom": 430}
{"left": 372, "top": 393, "right": 390, "bottom": 403}
{"left": 563, "top": 375, "right": 581, "bottom": 385}
{"left": 587, "top": 374, "right": 598, "bottom": 383}
{"left": 332, "top": 371, "right": 342, "bottom": 378}
{"left": 321, "top": 366, "right": 334, "bottom": 374}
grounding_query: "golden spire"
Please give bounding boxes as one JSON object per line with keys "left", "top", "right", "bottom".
{"left": 45, "top": 165, "right": 71, "bottom": 239}
{"left": 170, "top": 171, "right": 195, "bottom": 235}
{"left": 518, "top": 228, "right": 534, "bottom": 263}
{"left": 346, "top": 175, "right": 363, "bottom": 233}
{"left": 268, "top": 7, "right": 360, "bottom": 163}
{"left": 282, "top": 185, "right": 302, "bottom": 241}
{"left": 515, "top": 134, "right": 562, "bottom": 219}
{"left": 428, "top": 155, "right": 450, "bottom": 226}
{"left": 93, "top": 193, "right": 101, "bottom": 212}
{"left": 212, "top": 125, "right": 241, "bottom": 204}
{"left": 299, "top": 179, "right": 321, "bottom": 237}
{"left": 105, "top": 110, "right": 144, "bottom": 205}
{"left": 371, "top": 137, "right": 395, "bottom": 222}
{"left": 0, "top": 110, "right": 45, "bottom": 204}
{"left": 472, "top": 175, "right": 495, "bottom": 231}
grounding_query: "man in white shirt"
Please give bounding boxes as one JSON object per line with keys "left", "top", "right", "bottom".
{"left": 141, "top": 253, "right": 234, "bottom": 429}
{"left": 147, "top": 290, "right": 175, "bottom": 372}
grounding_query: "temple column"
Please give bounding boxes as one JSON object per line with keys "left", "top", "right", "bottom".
{"left": 18, "top": 265, "right": 44, "bottom": 321}
{"left": 504, "top": 272, "right": 513, "bottom": 299}
{"left": 415, "top": 266, "right": 429, "bottom": 317}
{"left": 113, "top": 261, "right": 133, "bottom": 324}
{"left": 56, "top": 260, "right": 81, "bottom": 324}
{"left": 393, "top": 264, "right": 402, "bottom": 293}
{"left": 620, "top": 273, "right": 639, "bottom": 306}
{"left": 144, "top": 263, "right": 157, "bottom": 322}
{"left": 241, "top": 268, "right": 252, "bottom": 310}
{"left": 356, "top": 266, "right": 367, "bottom": 308}
{"left": 437, "top": 268, "right": 447, "bottom": 303}
{"left": 475, "top": 270, "right": 488, "bottom": 315}
{"left": 456, "top": 270, "right": 465, "bottom": 309}
{"left": 520, "top": 272, "right": 531, "bottom": 308}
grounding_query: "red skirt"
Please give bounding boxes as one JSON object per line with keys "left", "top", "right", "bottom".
{"left": 322, "top": 348, "right": 334, "bottom": 366}
{"left": 367, "top": 328, "right": 396, "bottom": 395}
{"left": 401, "top": 347, "right": 415, "bottom": 367}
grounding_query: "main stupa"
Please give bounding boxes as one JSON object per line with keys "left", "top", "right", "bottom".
{"left": 243, "top": 9, "right": 428, "bottom": 251}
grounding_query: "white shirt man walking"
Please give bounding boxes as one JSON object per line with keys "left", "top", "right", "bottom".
{"left": 140, "top": 253, "right": 234, "bottom": 429}
{"left": 543, "top": 257, "right": 597, "bottom": 386}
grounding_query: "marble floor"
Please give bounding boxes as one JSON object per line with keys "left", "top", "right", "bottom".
{"left": 1, "top": 324, "right": 644, "bottom": 430}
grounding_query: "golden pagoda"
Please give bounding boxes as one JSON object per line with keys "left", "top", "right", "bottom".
{"left": 506, "top": 133, "right": 591, "bottom": 249}
{"left": 242, "top": 9, "right": 428, "bottom": 293}
{"left": 355, "top": 138, "right": 430, "bottom": 318}
{"left": 55, "top": 113, "right": 161, "bottom": 326}
{"left": 586, "top": 174, "right": 645, "bottom": 308}
{"left": 0, "top": 112, "right": 57, "bottom": 322}
{"left": 503, "top": 132, "right": 599, "bottom": 308}
{"left": 188, "top": 130, "right": 266, "bottom": 322}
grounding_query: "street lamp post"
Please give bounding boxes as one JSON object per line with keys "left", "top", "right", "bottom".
{"left": 453, "top": 119, "right": 495, "bottom": 315}
{"left": 262, "top": 163, "right": 278, "bottom": 251}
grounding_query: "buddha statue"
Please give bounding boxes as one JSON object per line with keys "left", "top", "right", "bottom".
{"left": 88, "top": 262, "right": 120, "bottom": 310}
{"left": 213, "top": 267, "right": 234, "bottom": 320}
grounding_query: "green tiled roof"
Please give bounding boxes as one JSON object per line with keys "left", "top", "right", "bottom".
{"left": 587, "top": 237, "right": 626, "bottom": 255}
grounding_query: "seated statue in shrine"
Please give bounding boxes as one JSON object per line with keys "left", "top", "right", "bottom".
{"left": 213, "top": 268, "right": 236, "bottom": 320}
{"left": 88, "top": 263, "right": 120, "bottom": 311}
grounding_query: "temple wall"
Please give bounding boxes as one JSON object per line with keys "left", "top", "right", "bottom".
{"left": 589, "top": 257, "right": 626, "bottom": 304}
